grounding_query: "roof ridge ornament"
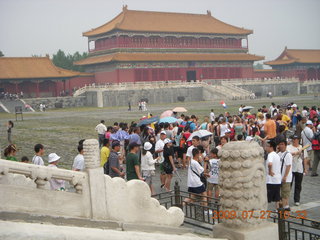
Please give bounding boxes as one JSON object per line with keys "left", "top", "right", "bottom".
{"left": 123, "top": 4, "right": 128, "bottom": 12}
{"left": 207, "top": 10, "right": 212, "bottom": 16}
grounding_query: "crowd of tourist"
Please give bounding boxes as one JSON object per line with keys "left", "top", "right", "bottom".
{"left": 2, "top": 102, "right": 320, "bottom": 211}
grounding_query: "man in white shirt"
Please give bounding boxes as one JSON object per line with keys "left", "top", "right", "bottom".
{"left": 155, "top": 131, "right": 166, "bottom": 188}
{"left": 95, "top": 120, "right": 107, "bottom": 148}
{"left": 210, "top": 109, "right": 215, "bottom": 124}
{"left": 278, "top": 140, "right": 293, "bottom": 211}
{"left": 72, "top": 145, "right": 85, "bottom": 171}
{"left": 301, "top": 120, "right": 314, "bottom": 170}
{"left": 32, "top": 144, "right": 45, "bottom": 166}
{"left": 186, "top": 136, "right": 200, "bottom": 164}
{"left": 287, "top": 135, "right": 308, "bottom": 206}
{"left": 265, "top": 141, "right": 281, "bottom": 209}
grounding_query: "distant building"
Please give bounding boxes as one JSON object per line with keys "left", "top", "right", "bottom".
{"left": 75, "top": 6, "right": 264, "bottom": 83}
{"left": 264, "top": 48, "right": 320, "bottom": 81}
{"left": 0, "top": 57, "right": 93, "bottom": 97}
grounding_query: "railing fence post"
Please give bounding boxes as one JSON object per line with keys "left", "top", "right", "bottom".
{"left": 278, "top": 208, "right": 287, "bottom": 240}
{"left": 174, "top": 180, "right": 182, "bottom": 209}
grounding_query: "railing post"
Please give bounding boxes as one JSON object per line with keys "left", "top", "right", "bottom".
{"left": 174, "top": 180, "right": 182, "bottom": 209}
{"left": 278, "top": 208, "right": 287, "bottom": 240}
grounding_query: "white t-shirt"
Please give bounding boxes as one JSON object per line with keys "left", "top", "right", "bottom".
{"left": 287, "top": 144, "right": 308, "bottom": 173}
{"left": 141, "top": 151, "right": 157, "bottom": 171}
{"left": 95, "top": 123, "right": 107, "bottom": 135}
{"left": 278, "top": 151, "right": 293, "bottom": 183}
{"left": 186, "top": 145, "right": 195, "bottom": 158}
{"left": 301, "top": 127, "right": 313, "bottom": 151}
{"left": 72, "top": 154, "right": 85, "bottom": 171}
{"left": 155, "top": 139, "right": 165, "bottom": 163}
{"left": 32, "top": 155, "right": 44, "bottom": 166}
{"left": 210, "top": 112, "right": 215, "bottom": 122}
{"left": 258, "top": 119, "right": 266, "bottom": 131}
{"left": 301, "top": 110, "right": 308, "bottom": 118}
{"left": 219, "top": 124, "right": 229, "bottom": 137}
{"left": 207, "top": 158, "right": 219, "bottom": 184}
{"left": 266, "top": 151, "right": 281, "bottom": 184}
{"left": 188, "top": 159, "right": 204, "bottom": 188}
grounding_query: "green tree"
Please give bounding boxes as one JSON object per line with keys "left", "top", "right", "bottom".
{"left": 52, "top": 49, "right": 88, "bottom": 72}
{"left": 253, "top": 63, "right": 264, "bottom": 69}
{"left": 0, "top": 51, "right": 4, "bottom": 57}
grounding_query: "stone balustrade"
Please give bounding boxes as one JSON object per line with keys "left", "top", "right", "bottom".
{"left": 0, "top": 139, "right": 184, "bottom": 228}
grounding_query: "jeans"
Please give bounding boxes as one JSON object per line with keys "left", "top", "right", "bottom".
{"left": 98, "top": 134, "right": 105, "bottom": 148}
{"left": 291, "top": 172, "right": 303, "bottom": 203}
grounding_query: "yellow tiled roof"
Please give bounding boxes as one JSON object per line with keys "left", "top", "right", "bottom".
{"left": 265, "top": 49, "right": 320, "bottom": 66}
{"left": 0, "top": 57, "right": 87, "bottom": 80}
{"left": 75, "top": 52, "right": 264, "bottom": 66}
{"left": 83, "top": 8, "right": 252, "bottom": 37}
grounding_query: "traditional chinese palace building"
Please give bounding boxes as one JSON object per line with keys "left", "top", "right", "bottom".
{"left": 0, "top": 57, "right": 93, "bottom": 97}
{"left": 264, "top": 48, "right": 320, "bottom": 81}
{"left": 75, "top": 6, "right": 264, "bottom": 83}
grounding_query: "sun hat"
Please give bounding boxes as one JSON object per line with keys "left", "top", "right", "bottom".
{"left": 144, "top": 142, "right": 152, "bottom": 151}
{"left": 306, "top": 120, "right": 313, "bottom": 125}
{"left": 48, "top": 153, "right": 61, "bottom": 163}
{"left": 164, "top": 138, "right": 172, "bottom": 144}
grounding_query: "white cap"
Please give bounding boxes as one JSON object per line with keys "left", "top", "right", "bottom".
{"left": 164, "top": 138, "right": 172, "bottom": 144}
{"left": 160, "top": 130, "right": 167, "bottom": 135}
{"left": 306, "top": 120, "right": 313, "bottom": 125}
{"left": 144, "top": 142, "right": 152, "bottom": 151}
{"left": 291, "top": 104, "right": 297, "bottom": 108}
{"left": 48, "top": 153, "right": 61, "bottom": 163}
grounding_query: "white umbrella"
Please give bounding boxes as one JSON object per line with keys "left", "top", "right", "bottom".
{"left": 172, "top": 107, "right": 188, "bottom": 113}
{"left": 242, "top": 106, "right": 254, "bottom": 111}
{"left": 187, "top": 130, "right": 213, "bottom": 141}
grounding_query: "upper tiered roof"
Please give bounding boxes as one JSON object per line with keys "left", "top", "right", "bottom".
{"left": 265, "top": 48, "right": 320, "bottom": 66}
{"left": 83, "top": 6, "right": 253, "bottom": 37}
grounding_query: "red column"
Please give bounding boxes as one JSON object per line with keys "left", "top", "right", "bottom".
{"left": 15, "top": 82, "right": 18, "bottom": 94}
{"left": 55, "top": 81, "right": 58, "bottom": 97}
{"left": 36, "top": 81, "right": 40, "bottom": 98}
{"left": 63, "top": 80, "right": 66, "bottom": 96}
{"left": 68, "top": 79, "right": 72, "bottom": 96}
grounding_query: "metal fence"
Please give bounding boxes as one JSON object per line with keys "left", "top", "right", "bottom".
{"left": 152, "top": 181, "right": 320, "bottom": 240}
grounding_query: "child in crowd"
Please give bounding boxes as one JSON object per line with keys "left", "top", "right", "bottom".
{"left": 4, "top": 144, "right": 18, "bottom": 161}
{"left": 7, "top": 120, "right": 14, "bottom": 144}
{"left": 32, "top": 144, "right": 45, "bottom": 165}
{"left": 205, "top": 148, "right": 220, "bottom": 199}
{"left": 72, "top": 145, "right": 85, "bottom": 171}
{"left": 21, "top": 156, "right": 29, "bottom": 163}
{"left": 47, "top": 153, "right": 65, "bottom": 191}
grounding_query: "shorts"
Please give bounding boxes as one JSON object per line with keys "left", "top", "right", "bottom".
{"left": 142, "top": 170, "right": 153, "bottom": 185}
{"left": 188, "top": 184, "right": 206, "bottom": 194}
{"left": 281, "top": 182, "right": 291, "bottom": 199}
{"left": 174, "top": 147, "right": 183, "bottom": 159}
{"left": 207, "top": 182, "right": 219, "bottom": 191}
{"left": 267, "top": 184, "right": 281, "bottom": 203}
{"left": 163, "top": 162, "right": 173, "bottom": 175}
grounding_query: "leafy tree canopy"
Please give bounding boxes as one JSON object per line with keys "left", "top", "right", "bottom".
{"left": 52, "top": 49, "right": 88, "bottom": 72}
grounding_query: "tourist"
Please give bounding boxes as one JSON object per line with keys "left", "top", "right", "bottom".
{"left": 311, "top": 125, "right": 320, "bottom": 176}
{"left": 199, "top": 116, "right": 210, "bottom": 131}
{"left": 128, "top": 101, "right": 131, "bottom": 111}
{"left": 264, "top": 113, "right": 277, "bottom": 141}
{"left": 164, "top": 123, "right": 173, "bottom": 140}
{"left": 32, "top": 144, "right": 45, "bottom": 165}
{"left": 257, "top": 113, "right": 266, "bottom": 138}
{"left": 174, "top": 127, "right": 183, "bottom": 168}
{"left": 141, "top": 142, "right": 159, "bottom": 195}
{"left": 205, "top": 148, "right": 220, "bottom": 199}
{"left": 126, "top": 142, "right": 144, "bottom": 181}
{"left": 72, "top": 145, "right": 85, "bottom": 171}
{"left": 95, "top": 120, "right": 107, "bottom": 148}
{"left": 155, "top": 131, "right": 167, "bottom": 188}
{"left": 210, "top": 109, "right": 215, "bottom": 125}
{"left": 105, "top": 126, "right": 113, "bottom": 140}
{"left": 265, "top": 141, "right": 282, "bottom": 209}
{"left": 21, "top": 156, "right": 29, "bottom": 163}
{"left": 100, "top": 139, "right": 110, "bottom": 167}
{"left": 128, "top": 127, "right": 141, "bottom": 145}
{"left": 7, "top": 120, "right": 14, "bottom": 144}
{"left": 301, "top": 120, "right": 314, "bottom": 171}
{"left": 217, "top": 117, "right": 229, "bottom": 137}
{"left": 278, "top": 140, "right": 293, "bottom": 211}
{"left": 4, "top": 144, "right": 18, "bottom": 161}
{"left": 48, "top": 153, "right": 65, "bottom": 191}
{"left": 216, "top": 136, "right": 228, "bottom": 151}
{"left": 291, "top": 104, "right": 299, "bottom": 130}
{"left": 184, "top": 148, "right": 208, "bottom": 206}
{"left": 107, "top": 141, "right": 125, "bottom": 178}
{"left": 186, "top": 136, "right": 200, "bottom": 163}
{"left": 287, "top": 135, "right": 308, "bottom": 205}
{"left": 162, "top": 139, "right": 176, "bottom": 192}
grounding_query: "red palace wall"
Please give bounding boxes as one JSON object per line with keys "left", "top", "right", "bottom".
{"left": 253, "top": 71, "right": 279, "bottom": 79}
{"left": 91, "top": 66, "right": 255, "bottom": 83}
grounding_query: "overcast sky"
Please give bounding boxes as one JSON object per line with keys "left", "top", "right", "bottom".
{"left": 1, "top": 0, "right": 319, "bottom": 64}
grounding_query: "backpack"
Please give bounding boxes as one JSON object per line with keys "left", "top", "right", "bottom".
{"left": 312, "top": 132, "right": 320, "bottom": 151}
{"left": 180, "top": 136, "right": 187, "bottom": 148}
